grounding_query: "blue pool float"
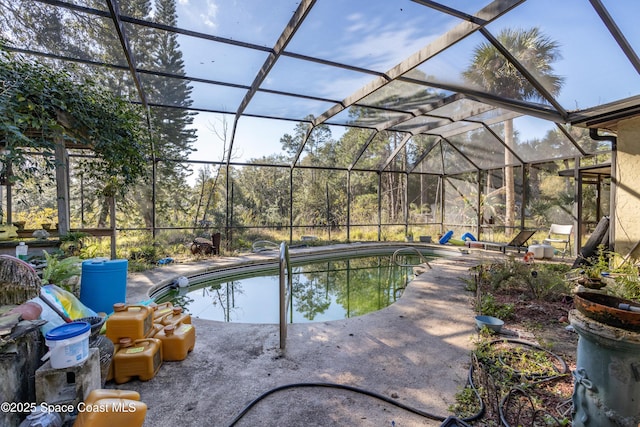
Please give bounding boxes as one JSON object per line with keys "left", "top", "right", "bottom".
{"left": 461, "top": 232, "right": 477, "bottom": 242}
{"left": 439, "top": 230, "right": 454, "bottom": 244}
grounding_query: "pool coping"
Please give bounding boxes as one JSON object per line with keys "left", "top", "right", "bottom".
{"left": 126, "top": 242, "right": 463, "bottom": 305}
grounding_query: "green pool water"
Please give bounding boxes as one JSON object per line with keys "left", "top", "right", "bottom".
{"left": 157, "top": 253, "right": 427, "bottom": 323}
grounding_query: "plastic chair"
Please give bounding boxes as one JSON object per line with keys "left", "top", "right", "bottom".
{"left": 543, "top": 224, "right": 573, "bottom": 257}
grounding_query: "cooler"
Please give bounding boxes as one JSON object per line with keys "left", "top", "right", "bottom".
{"left": 79, "top": 259, "right": 128, "bottom": 315}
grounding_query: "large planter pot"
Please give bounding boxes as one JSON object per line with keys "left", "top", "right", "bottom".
{"left": 574, "top": 291, "right": 640, "bottom": 332}
{"left": 570, "top": 309, "right": 640, "bottom": 426}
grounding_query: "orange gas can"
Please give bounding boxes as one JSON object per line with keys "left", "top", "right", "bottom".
{"left": 160, "top": 307, "right": 191, "bottom": 326}
{"left": 84, "top": 388, "right": 141, "bottom": 402}
{"left": 106, "top": 304, "right": 153, "bottom": 344}
{"left": 150, "top": 301, "right": 174, "bottom": 321}
{"left": 145, "top": 322, "right": 164, "bottom": 338}
{"left": 113, "top": 338, "right": 162, "bottom": 384}
{"left": 106, "top": 340, "right": 120, "bottom": 382}
{"left": 155, "top": 323, "right": 196, "bottom": 361}
{"left": 73, "top": 389, "right": 146, "bottom": 427}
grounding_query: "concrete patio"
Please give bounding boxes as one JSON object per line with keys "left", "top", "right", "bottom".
{"left": 115, "top": 245, "right": 491, "bottom": 427}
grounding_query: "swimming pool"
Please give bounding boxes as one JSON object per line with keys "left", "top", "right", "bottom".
{"left": 155, "top": 252, "right": 430, "bottom": 323}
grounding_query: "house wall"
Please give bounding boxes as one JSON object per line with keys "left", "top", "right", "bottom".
{"left": 614, "top": 115, "right": 640, "bottom": 258}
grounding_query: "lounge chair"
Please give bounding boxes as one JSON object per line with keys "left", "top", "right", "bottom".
{"left": 465, "top": 229, "right": 536, "bottom": 253}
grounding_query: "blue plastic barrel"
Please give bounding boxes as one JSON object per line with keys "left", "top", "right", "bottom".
{"left": 79, "top": 259, "right": 128, "bottom": 315}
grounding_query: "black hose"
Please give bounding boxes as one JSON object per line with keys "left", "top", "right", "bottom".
{"left": 225, "top": 338, "right": 565, "bottom": 427}
{"left": 226, "top": 382, "right": 442, "bottom": 426}
{"left": 226, "top": 378, "right": 483, "bottom": 427}
{"left": 465, "top": 354, "right": 486, "bottom": 422}
{"left": 499, "top": 386, "right": 567, "bottom": 427}
{"left": 487, "top": 339, "right": 569, "bottom": 427}
{"left": 490, "top": 338, "right": 569, "bottom": 384}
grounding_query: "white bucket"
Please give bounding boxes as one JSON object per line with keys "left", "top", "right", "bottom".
{"left": 45, "top": 321, "right": 91, "bottom": 369}
{"left": 542, "top": 244, "right": 555, "bottom": 259}
{"left": 528, "top": 244, "right": 544, "bottom": 260}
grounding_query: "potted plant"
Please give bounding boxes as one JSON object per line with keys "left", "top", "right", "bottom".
{"left": 37, "top": 209, "right": 56, "bottom": 230}
{"left": 41, "top": 251, "right": 82, "bottom": 295}
{"left": 573, "top": 246, "right": 610, "bottom": 289}
{"left": 59, "top": 231, "right": 89, "bottom": 256}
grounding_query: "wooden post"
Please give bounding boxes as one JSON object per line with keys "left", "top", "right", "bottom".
{"left": 54, "top": 135, "right": 70, "bottom": 235}
{"left": 109, "top": 196, "right": 116, "bottom": 260}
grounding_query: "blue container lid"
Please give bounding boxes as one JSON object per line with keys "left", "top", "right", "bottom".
{"left": 82, "top": 258, "right": 128, "bottom": 271}
{"left": 45, "top": 321, "right": 90, "bottom": 341}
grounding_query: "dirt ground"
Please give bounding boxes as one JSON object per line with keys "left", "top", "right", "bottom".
{"left": 508, "top": 294, "right": 578, "bottom": 362}
{"left": 477, "top": 271, "right": 579, "bottom": 425}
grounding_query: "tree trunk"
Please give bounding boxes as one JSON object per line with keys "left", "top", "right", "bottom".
{"left": 387, "top": 173, "right": 395, "bottom": 221}
{"left": 193, "top": 171, "right": 206, "bottom": 229}
{"left": 97, "top": 197, "right": 110, "bottom": 228}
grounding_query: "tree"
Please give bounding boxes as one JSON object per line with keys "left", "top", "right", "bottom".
{"left": 280, "top": 116, "right": 326, "bottom": 161}
{"left": 0, "top": 49, "right": 148, "bottom": 191}
{"left": 123, "top": 0, "right": 196, "bottom": 228}
{"left": 463, "top": 27, "right": 563, "bottom": 234}
{"left": 234, "top": 156, "right": 290, "bottom": 228}
{"left": 1, "top": 1, "right": 197, "bottom": 231}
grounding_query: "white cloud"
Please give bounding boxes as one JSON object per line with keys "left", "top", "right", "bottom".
{"left": 177, "top": 0, "right": 219, "bottom": 31}
{"left": 345, "top": 13, "right": 366, "bottom": 33}
{"left": 199, "top": 1, "right": 219, "bottom": 29}
{"left": 330, "top": 11, "right": 438, "bottom": 72}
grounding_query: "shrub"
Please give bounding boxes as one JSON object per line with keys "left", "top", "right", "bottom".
{"left": 486, "top": 257, "right": 571, "bottom": 300}
{"left": 479, "top": 293, "right": 514, "bottom": 320}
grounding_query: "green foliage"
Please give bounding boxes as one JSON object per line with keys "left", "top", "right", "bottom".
{"left": 465, "top": 336, "right": 572, "bottom": 426}
{"left": 449, "top": 385, "right": 482, "bottom": 419}
{"left": 463, "top": 27, "right": 563, "bottom": 101}
{"left": 41, "top": 251, "right": 82, "bottom": 293}
{"left": 611, "top": 269, "right": 640, "bottom": 301}
{"left": 479, "top": 293, "right": 515, "bottom": 320}
{"left": 59, "top": 231, "right": 90, "bottom": 242}
{"left": 78, "top": 239, "right": 108, "bottom": 260}
{"left": 474, "top": 339, "right": 567, "bottom": 390}
{"left": 572, "top": 247, "right": 640, "bottom": 300}
{"left": 128, "top": 244, "right": 161, "bottom": 264}
{"left": 59, "top": 231, "right": 89, "bottom": 256}
{"left": 0, "top": 48, "right": 148, "bottom": 195}
{"left": 486, "top": 257, "right": 571, "bottom": 301}
{"left": 574, "top": 245, "right": 610, "bottom": 278}
{"left": 602, "top": 259, "right": 640, "bottom": 301}
{"left": 12, "top": 207, "right": 57, "bottom": 229}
